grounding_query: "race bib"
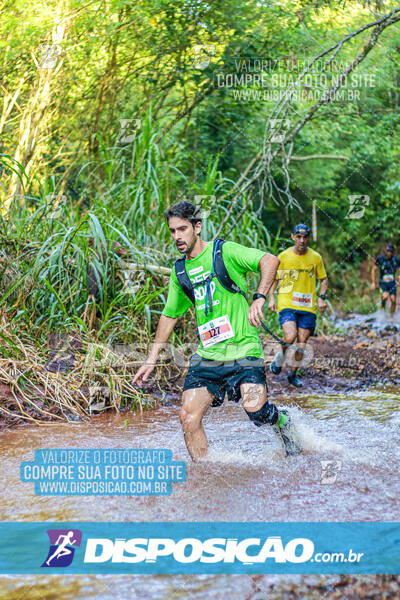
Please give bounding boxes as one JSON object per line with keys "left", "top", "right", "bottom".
{"left": 198, "top": 315, "right": 234, "bottom": 348}
{"left": 292, "top": 291, "right": 313, "bottom": 308}
{"left": 383, "top": 274, "right": 394, "bottom": 282}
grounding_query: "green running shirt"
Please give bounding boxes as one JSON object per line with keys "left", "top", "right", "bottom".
{"left": 162, "top": 241, "right": 267, "bottom": 361}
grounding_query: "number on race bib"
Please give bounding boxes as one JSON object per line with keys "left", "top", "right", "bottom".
{"left": 198, "top": 315, "right": 234, "bottom": 348}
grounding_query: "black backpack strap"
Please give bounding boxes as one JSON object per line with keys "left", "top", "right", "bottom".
{"left": 174, "top": 257, "right": 195, "bottom": 304}
{"left": 213, "top": 239, "right": 246, "bottom": 297}
{"left": 174, "top": 240, "right": 246, "bottom": 308}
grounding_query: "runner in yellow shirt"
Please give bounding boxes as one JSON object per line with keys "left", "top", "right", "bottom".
{"left": 268, "top": 224, "right": 328, "bottom": 387}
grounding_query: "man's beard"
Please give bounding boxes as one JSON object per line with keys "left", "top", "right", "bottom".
{"left": 177, "top": 235, "right": 196, "bottom": 255}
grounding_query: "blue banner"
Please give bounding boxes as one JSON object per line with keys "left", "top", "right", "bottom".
{"left": 0, "top": 522, "right": 399, "bottom": 574}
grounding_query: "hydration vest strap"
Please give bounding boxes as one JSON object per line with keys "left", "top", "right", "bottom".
{"left": 174, "top": 257, "right": 195, "bottom": 304}
{"left": 214, "top": 239, "right": 246, "bottom": 298}
{"left": 174, "top": 239, "right": 246, "bottom": 313}
{"left": 204, "top": 240, "right": 220, "bottom": 316}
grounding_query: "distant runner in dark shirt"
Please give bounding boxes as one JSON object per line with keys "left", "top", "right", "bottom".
{"left": 371, "top": 244, "right": 400, "bottom": 316}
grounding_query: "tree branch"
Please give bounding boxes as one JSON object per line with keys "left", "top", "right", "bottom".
{"left": 289, "top": 154, "right": 350, "bottom": 161}
{"left": 215, "top": 7, "right": 400, "bottom": 237}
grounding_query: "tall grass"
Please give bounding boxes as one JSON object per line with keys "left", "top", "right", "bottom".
{"left": 0, "top": 114, "right": 288, "bottom": 421}
{"left": 75, "top": 108, "right": 279, "bottom": 257}
{"left": 1, "top": 115, "right": 283, "bottom": 342}
{"left": 0, "top": 202, "right": 170, "bottom": 345}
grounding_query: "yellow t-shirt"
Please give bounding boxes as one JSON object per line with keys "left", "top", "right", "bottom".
{"left": 275, "top": 247, "right": 327, "bottom": 314}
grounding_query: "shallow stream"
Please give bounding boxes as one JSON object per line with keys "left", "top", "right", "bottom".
{"left": 1, "top": 383, "right": 399, "bottom": 598}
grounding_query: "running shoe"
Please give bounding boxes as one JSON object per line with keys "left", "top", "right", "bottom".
{"left": 287, "top": 371, "right": 304, "bottom": 387}
{"left": 273, "top": 409, "right": 301, "bottom": 456}
{"left": 269, "top": 360, "right": 282, "bottom": 375}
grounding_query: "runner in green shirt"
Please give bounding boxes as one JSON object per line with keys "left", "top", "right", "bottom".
{"left": 133, "top": 201, "right": 301, "bottom": 461}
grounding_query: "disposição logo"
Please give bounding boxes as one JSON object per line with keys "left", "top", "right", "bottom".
{"left": 41, "top": 529, "right": 82, "bottom": 567}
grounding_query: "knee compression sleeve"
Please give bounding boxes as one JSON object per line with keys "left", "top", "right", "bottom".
{"left": 245, "top": 402, "right": 279, "bottom": 427}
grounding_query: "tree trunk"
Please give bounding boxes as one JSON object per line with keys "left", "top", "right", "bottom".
{"left": 6, "top": 18, "right": 67, "bottom": 208}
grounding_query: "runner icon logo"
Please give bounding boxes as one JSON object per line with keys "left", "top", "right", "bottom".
{"left": 38, "top": 44, "right": 63, "bottom": 69}
{"left": 346, "top": 195, "right": 370, "bottom": 219}
{"left": 41, "top": 529, "right": 82, "bottom": 567}
{"left": 319, "top": 460, "right": 342, "bottom": 485}
{"left": 192, "top": 45, "right": 215, "bottom": 69}
{"left": 118, "top": 119, "right": 141, "bottom": 144}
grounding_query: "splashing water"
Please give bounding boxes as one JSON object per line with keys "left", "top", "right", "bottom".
{"left": 1, "top": 384, "right": 399, "bottom": 598}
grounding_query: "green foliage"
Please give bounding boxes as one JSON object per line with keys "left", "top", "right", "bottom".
{"left": 1, "top": 0, "right": 400, "bottom": 347}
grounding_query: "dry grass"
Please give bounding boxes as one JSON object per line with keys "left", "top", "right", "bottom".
{"left": 0, "top": 311, "right": 158, "bottom": 425}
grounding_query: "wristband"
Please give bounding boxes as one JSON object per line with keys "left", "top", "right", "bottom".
{"left": 253, "top": 293, "right": 267, "bottom": 301}
{"left": 318, "top": 294, "right": 327, "bottom": 300}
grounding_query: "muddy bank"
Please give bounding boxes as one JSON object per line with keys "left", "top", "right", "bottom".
{"left": 1, "top": 328, "right": 399, "bottom": 429}
{"left": 265, "top": 333, "right": 400, "bottom": 401}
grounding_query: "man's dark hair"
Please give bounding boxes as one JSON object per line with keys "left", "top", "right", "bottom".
{"left": 386, "top": 243, "right": 395, "bottom": 252}
{"left": 164, "top": 201, "right": 202, "bottom": 226}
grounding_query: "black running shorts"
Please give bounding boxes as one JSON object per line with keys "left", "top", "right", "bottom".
{"left": 183, "top": 354, "right": 267, "bottom": 407}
